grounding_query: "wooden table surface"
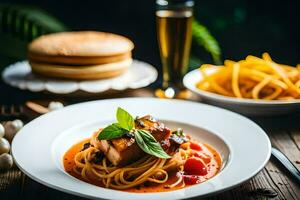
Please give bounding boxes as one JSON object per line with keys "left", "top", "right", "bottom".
{"left": 0, "top": 87, "right": 300, "bottom": 200}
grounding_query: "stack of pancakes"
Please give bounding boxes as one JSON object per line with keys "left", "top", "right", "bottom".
{"left": 28, "top": 31, "right": 134, "bottom": 80}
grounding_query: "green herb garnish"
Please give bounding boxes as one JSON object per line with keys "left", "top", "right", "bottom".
{"left": 134, "top": 129, "right": 170, "bottom": 159}
{"left": 98, "top": 123, "right": 127, "bottom": 140}
{"left": 116, "top": 107, "right": 134, "bottom": 131}
{"left": 98, "top": 107, "right": 170, "bottom": 159}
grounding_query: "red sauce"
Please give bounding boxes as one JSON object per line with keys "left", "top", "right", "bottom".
{"left": 63, "top": 139, "right": 222, "bottom": 193}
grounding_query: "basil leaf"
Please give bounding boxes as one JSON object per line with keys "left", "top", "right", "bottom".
{"left": 134, "top": 129, "right": 171, "bottom": 159}
{"left": 116, "top": 107, "right": 134, "bottom": 131}
{"left": 98, "top": 123, "right": 127, "bottom": 140}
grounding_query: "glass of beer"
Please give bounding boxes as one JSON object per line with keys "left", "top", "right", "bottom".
{"left": 155, "top": 0, "right": 194, "bottom": 99}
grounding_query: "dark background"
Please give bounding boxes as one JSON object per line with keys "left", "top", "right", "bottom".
{"left": 0, "top": 0, "right": 299, "bottom": 103}
{"left": 1, "top": 0, "right": 300, "bottom": 67}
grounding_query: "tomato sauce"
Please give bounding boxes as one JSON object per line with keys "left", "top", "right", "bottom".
{"left": 63, "top": 139, "right": 222, "bottom": 193}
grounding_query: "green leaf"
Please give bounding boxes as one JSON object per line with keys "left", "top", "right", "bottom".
{"left": 0, "top": 3, "right": 68, "bottom": 60}
{"left": 0, "top": 4, "right": 68, "bottom": 33}
{"left": 134, "top": 130, "right": 170, "bottom": 159}
{"left": 98, "top": 123, "right": 127, "bottom": 140}
{"left": 116, "top": 107, "right": 134, "bottom": 131}
{"left": 192, "top": 19, "right": 222, "bottom": 64}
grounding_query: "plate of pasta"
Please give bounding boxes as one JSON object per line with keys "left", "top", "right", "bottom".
{"left": 12, "top": 98, "right": 271, "bottom": 200}
{"left": 184, "top": 53, "right": 300, "bottom": 115}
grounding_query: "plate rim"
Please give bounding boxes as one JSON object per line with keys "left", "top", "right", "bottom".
{"left": 11, "top": 97, "right": 271, "bottom": 200}
{"left": 2, "top": 60, "right": 158, "bottom": 94}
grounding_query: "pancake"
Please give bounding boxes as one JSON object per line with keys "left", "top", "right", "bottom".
{"left": 28, "top": 52, "right": 132, "bottom": 65}
{"left": 28, "top": 31, "right": 134, "bottom": 58}
{"left": 28, "top": 31, "right": 134, "bottom": 79}
{"left": 30, "top": 58, "right": 132, "bottom": 80}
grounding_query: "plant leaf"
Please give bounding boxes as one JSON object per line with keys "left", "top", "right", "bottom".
{"left": 0, "top": 4, "right": 68, "bottom": 36}
{"left": 98, "top": 123, "right": 127, "bottom": 140}
{"left": 0, "top": 3, "right": 68, "bottom": 59}
{"left": 192, "top": 19, "right": 222, "bottom": 64}
{"left": 116, "top": 107, "right": 134, "bottom": 131}
{"left": 134, "top": 129, "right": 170, "bottom": 159}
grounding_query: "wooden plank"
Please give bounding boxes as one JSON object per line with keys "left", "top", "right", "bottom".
{"left": 3, "top": 131, "right": 300, "bottom": 200}
{"left": 0, "top": 169, "right": 21, "bottom": 190}
{"left": 290, "top": 130, "right": 300, "bottom": 151}
{"left": 1, "top": 99, "right": 300, "bottom": 199}
{"left": 265, "top": 159, "right": 299, "bottom": 200}
{"left": 20, "top": 164, "right": 292, "bottom": 200}
{"left": 18, "top": 164, "right": 294, "bottom": 200}
{"left": 203, "top": 167, "right": 290, "bottom": 200}
{"left": 269, "top": 130, "right": 300, "bottom": 171}
{"left": 21, "top": 176, "right": 85, "bottom": 200}
{"left": 266, "top": 130, "right": 300, "bottom": 200}
{"left": 0, "top": 168, "right": 23, "bottom": 199}
{"left": 201, "top": 129, "right": 300, "bottom": 200}
{"left": 21, "top": 175, "right": 50, "bottom": 199}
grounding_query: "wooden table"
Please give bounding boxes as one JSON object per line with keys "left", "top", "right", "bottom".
{"left": 1, "top": 87, "right": 300, "bottom": 200}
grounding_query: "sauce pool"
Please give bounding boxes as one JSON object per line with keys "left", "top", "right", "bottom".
{"left": 63, "top": 139, "right": 222, "bottom": 193}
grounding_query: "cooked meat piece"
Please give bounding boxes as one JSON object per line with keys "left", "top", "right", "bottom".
{"left": 91, "top": 132, "right": 127, "bottom": 166}
{"left": 110, "top": 137, "right": 144, "bottom": 166}
{"left": 92, "top": 115, "right": 172, "bottom": 166}
{"left": 136, "top": 115, "right": 171, "bottom": 142}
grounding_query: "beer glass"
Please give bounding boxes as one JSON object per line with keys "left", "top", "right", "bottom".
{"left": 155, "top": 0, "right": 194, "bottom": 98}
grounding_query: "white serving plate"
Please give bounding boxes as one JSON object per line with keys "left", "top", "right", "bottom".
{"left": 183, "top": 69, "right": 300, "bottom": 116}
{"left": 12, "top": 98, "right": 271, "bottom": 200}
{"left": 2, "top": 60, "right": 157, "bottom": 94}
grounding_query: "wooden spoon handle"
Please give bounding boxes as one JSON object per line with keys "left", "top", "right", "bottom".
{"left": 25, "top": 101, "right": 50, "bottom": 114}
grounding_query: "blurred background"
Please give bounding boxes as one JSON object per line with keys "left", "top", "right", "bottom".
{"left": 1, "top": 0, "right": 300, "bottom": 65}
{"left": 0, "top": 0, "right": 299, "bottom": 102}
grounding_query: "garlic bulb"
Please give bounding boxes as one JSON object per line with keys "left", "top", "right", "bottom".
{"left": 4, "top": 119, "right": 23, "bottom": 142}
{"left": 0, "top": 153, "right": 13, "bottom": 170}
{"left": 0, "top": 138, "right": 10, "bottom": 154}
{"left": 48, "top": 101, "right": 64, "bottom": 111}
{"left": 0, "top": 124, "right": 4, "bottom": 138}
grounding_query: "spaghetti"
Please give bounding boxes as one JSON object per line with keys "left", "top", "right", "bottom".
{"left": 196, "top": 53, "right": 300, "bottom": 100}
{"left": 63, "top": 111, "right": 222, "bottom": 192}
{"left": 72, "top": 144, "right": 188, "bottom": 189}
{"left": 64, "top": 134, "right": 221, "bottom": 192}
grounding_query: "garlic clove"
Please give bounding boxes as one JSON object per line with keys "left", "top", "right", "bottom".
{"left": 3, "top": 119, "right": 23, "bottom": 142}
{"left": 4, "top": 121, "right": 23, "bottom": 142}
{"left": 0, "top": 124, "right": 4, "bottom": 138}
{"left": 0, "top": 153, "right": 13, "bottom": 170}
{"left": 48, "top": 101, "right": 64, "bottom": 111}
{"left": 4, "top": 121, "right": 17, "bottom": 143}
{"left": 12, "top": 119, "right": 24, "bottom": 130}
{"left": 0, "top": 138, "right": 10, "bottom": 154}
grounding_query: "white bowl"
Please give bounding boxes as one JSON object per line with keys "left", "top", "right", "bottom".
{"left": 12, "top": 98, "right": 271, "bottom": 200}
{"left": 183, "top": 69, "right": 300, "bottom": 116}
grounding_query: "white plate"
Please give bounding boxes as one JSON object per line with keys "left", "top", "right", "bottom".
{"left": 12, "top": 98, "right": 271, "bottom": 200}
{"left": 2, "top": 60, "right": 157, "bottom": 94}
{"left": 183, "top": 69, "right": 300, "bottom": 116}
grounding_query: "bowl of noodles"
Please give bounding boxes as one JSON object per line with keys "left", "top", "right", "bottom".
{"left": 183, "top": 53, "right": 300, "bottom": 115}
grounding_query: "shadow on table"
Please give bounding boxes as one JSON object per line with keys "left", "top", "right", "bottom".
{"left": 250, "top": 112, "right": 300, "bottom": 131}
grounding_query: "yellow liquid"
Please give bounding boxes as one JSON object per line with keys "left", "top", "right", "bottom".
{"left": 156, "top": 10, "right": 193, "bottom": 88}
